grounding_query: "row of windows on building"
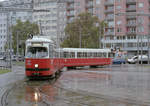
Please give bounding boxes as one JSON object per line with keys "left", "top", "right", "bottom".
{"left": 0, "top": 13, "right": 7, "bottom": 16}
{"left": 0, "top": 41, "right": 6, "bottom": 45}
{"left": 3, "top": 0, "right": 32, "bottom": 6}
{"left": 12, "top": 16, "right": 32, "bottom": 21}
{"left": 106, "top": 27, "right": 145, "bottom": 33}
{"left": 0, "top": 35, "right": 6, "bottom": 39}
{"left": 0, "top": 24, "right": 6, "bottom": 27}
{"left": 0, "top": 47, "right": 4, "bottom": 51}
{"left": 0, "top": 29, "right": 7, "bottom": 33}
{"left": 106, "top": 42, "right": 149, "bottom": 48}
{"left": 34, "top": 14, "right": 57, "bottom": 19}
{"left": 35, "top": 21, "right": 59, "bottom": 26}
{"left": 42, "top": 26, "right": 57, "bottom": 30}
{"left": 34, "top": 2, "right": 57, "bottom": 8}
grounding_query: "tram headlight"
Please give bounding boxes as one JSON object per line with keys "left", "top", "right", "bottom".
{"left": 34, "top": 92, "right": 38, "bottom": 101}
{"left": 35, "top": 64, "right": 38, "bottom": 68}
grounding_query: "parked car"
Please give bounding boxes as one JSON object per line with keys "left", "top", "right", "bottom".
{"left": 12, "top": 55, "right": 17, "bottom": 61}
{"left": 0, "top": 55, "right": 6, "bottom": 60}
{"left": 112, "top": 58, "right": 126, "bottom": 64}
{"left": 17, "top": 55, "right": 24, "bottom": 61}
{"left": 127, "top": 55, "right": 148, "bottom": 64}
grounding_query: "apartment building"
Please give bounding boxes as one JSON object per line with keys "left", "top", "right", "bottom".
{"left": 1, "top": 0, "right": 33, "bottom": 8}
{"left": 66, "top": 0, "right": 103, "bottom": 23}
{"left": 0, "top": 12, "right": 7, "bottom": 52}
{"left": 66, "top": 0, "right": 150, "bottom": 55}
{"left": 0, "top": 0, "right": 33, "bottom": 52}
{"left": 33, "top": 0, "right": 67, "bottom": 44}
{"left": 102, "top": 0, "right": 150, "bottom": 55}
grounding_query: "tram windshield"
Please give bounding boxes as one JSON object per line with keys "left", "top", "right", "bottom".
{"left": 26, "top": 47, "right": 48, "bottom": 58}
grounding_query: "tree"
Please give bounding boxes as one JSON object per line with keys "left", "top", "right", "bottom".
{"left": 61, "top": 12, "right": 107, "bottom": 48}
{"left": 12, "top": 20, "right": 39, "bottom": 55}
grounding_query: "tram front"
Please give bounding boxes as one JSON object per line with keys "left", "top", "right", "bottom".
{"left": 25, "top": 36, "right": 52, "bottom": 78}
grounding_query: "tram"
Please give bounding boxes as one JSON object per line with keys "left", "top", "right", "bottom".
{"left": 25, "top": 36, "right": 112, "bottom": 78}
{"left": 62, "top": 48, "right": 112, "bottom": 68}
{"left": 25, "top": 36, "right": 64, "bottom": 78}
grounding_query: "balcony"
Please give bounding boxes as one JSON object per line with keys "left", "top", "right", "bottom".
{"left": 105, "top": 26, "right": 114, "bottom": 29}
{"left": 67, "top": 5, "right": 74, "bottom": 10}
{"left": 105, "top": 16, "right": 114, "bottom": 21}
{"left": 104, "top": 9, "right": 114, "bottom": 13}
{"left": 86, "top": 3, "right": 93, "bottom": 8}
{"left": 126, "top": 31, "right": 136, "bottom": 35}
{"left": 126, "top": 7, "right": 136, "bottom": 12}
{"left": 126, "top": 15, "right": 136, "bottom": 19}
{"left": 126, "top": 23, "right": 136, "bottom": 27}
{"left": 104, "top": 0, "right": 114, "bottom": 6}
{"left": 67, "top": 13, "right": 74, "bottom": 17}
{"left": 105, "top": 32, "right": 114, "bottom": 35}
{"left": 67, "top": 0, "right": 74, "bottom": 3}
{"left": 126, "top": 0, "right": 136, "bottom": 5}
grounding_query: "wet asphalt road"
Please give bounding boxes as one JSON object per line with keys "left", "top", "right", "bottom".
{"left": 1, "top": 64, "right": 150, "bottom": 106}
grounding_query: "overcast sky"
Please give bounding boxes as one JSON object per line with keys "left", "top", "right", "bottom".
{"left": 0, "top": 0, "right": 5, "bottom": 1}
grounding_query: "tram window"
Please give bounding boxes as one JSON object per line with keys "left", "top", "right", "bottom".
{"left": 70, "top": 52, "right": 75, "bottom": 58}
{"left": 87, "top": 52, "right": 90, "bottom": 57}
{"left": 103, "top": 53, "right": 106, "bottom": 57}
{"left": 98, "top": 53, "right": 102, "bottom": 57}
{"left": 49, "top": 45, "right": 53, "bottom": 58}
{"left": 53, "top": 49, "right": 58, "bottom": 58}
{"left": 26, "top": 47, "right": 48, "bottom": 58}
{"left": 88, "top": 52, "right": 93, "bottom": 58}
{"left": 77, "top": 52, "right": 82, "bottom": 58}
{"left": 84, "top": 52, "right": 88, "bottom": 58}
{"left": 63, "top": 52, "right": 67, "bottom": 58}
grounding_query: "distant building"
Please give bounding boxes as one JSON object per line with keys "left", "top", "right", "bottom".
{"left": 66, "top": 0, "right": 103, "bottom": 23}
{"left": 66, "top": 0, "right": 150, "bottom": 56}
{"left": 33, "top": 0, "right": 67, "bottom": 44}
{"left": 102, "top": 0, "right": 150, "bottom": 56}
{"left": 0, "top": 0, "right": 33, "bottom": 52}
{"left": 0, "top": 12, "right": 7, "bottom": 52}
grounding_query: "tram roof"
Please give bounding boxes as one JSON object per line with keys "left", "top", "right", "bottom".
{"left": 26, "top": 36, "right": 53, "bottom": 43}
{"left": 62, "top": 48, "right": 111, "bottom": 53}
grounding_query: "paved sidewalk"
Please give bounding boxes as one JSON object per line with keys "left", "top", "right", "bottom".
{"left": 0, "top": 65, "right": 25, "bottom": 104}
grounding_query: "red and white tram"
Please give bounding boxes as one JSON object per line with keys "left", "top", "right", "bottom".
{"left": 62, "top": 48, "right": 112, "bottom": 68}
{"left": 25, "top": 36, "right": 64, "bottom": 78}
{"left": 25, "top": 36, "right": 112, "bottom": 78}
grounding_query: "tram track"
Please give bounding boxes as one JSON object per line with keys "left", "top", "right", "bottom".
{"left": 1, "top": 71, "right": 150, "bottom": 106}
{"left": 38, "top": 85, "right": 93, "bottom": 106}
{"left": 25, "top": 72, "right": 150, "bottom": 106}
{"left": 25, "top": 75, "right": 93, "bottom": 106}
{"left": 0, "top": 83, "right": 16, "bottom": 106}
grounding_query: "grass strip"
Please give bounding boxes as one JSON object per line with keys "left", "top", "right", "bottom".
{"left": 13, "top": 61, "right": 25, "bottom": 66}
{"left": 0, "top": 69, "right": 11, "bottom": 74}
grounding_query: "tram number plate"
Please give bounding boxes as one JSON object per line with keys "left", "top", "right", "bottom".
{"left": 32, "top": 73, "right": 39, "bottom": 75}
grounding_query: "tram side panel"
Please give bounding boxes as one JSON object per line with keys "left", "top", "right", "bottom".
{"left": 63, "top": 58, "right": 112, "bottom": 67}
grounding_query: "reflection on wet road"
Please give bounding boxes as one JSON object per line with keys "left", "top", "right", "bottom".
{"left": 6, "top": 65, "right": 150, "bottom": 106}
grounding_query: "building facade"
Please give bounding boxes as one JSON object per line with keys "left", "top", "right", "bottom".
{"left": 102, "top": 0, "right": 150, "bottom": 55}
{"left": 0, "top": 12, "right": 7, "bottom": 52}
{"left": 0, "top": 0, "right": 33, "bottom": 52}
{"left": 33, "top": 0, "right": 67, "bottom": 45}
{"left": 66, "top": 0, "right": 150, "bottom": 56}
